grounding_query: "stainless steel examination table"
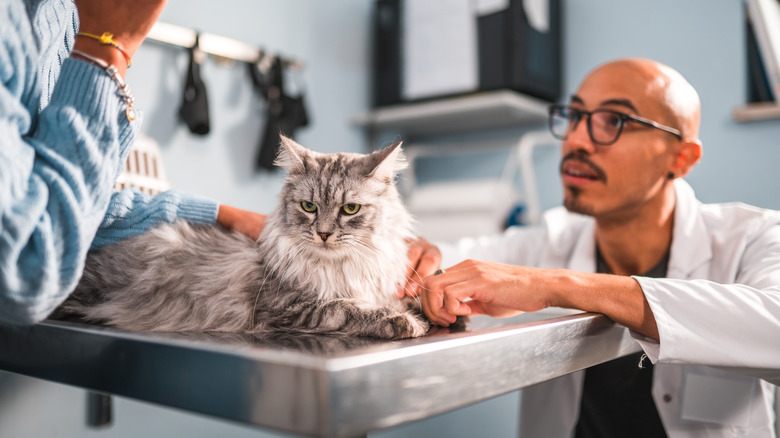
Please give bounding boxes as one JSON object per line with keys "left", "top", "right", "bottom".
{"left": 0, "top": 311, "right": 641, "bottom": 437}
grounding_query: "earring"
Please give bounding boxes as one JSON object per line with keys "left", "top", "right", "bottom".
{"left": 667, "top": 171, "right": 675, "bottom": 180}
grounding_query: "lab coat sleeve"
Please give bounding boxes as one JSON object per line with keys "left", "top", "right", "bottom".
{"left": 632, "top": 224, "right": 780, "bottom": 384}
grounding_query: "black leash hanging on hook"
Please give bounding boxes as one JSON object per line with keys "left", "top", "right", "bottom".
{"left": 179, "top": 33, "right": 211, "bottom": 136}
{"left": 249, "top": 56, "right": 310, "bottom": 171}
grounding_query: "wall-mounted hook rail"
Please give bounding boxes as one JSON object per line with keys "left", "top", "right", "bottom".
{"left": 145, "top": 21, "right": 304, "bottom": 70}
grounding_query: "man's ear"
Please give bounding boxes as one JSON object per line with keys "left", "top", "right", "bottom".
{"left": 671, "top": 138, "right": 702, "bottom": 178}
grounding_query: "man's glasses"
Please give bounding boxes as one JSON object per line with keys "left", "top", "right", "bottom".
{"left": 548, "top": 105, "right": 683, "bottom": 146}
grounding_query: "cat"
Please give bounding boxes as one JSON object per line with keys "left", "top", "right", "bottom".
{"left": 53, "top": 135, "right": 431, "bottom": 340}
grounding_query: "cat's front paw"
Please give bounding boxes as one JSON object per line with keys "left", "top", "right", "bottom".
{"left": 382, "top": 312, "right": 429, "bottom": 340}
{"left": 449, "top": 315, "right": 470, "bottom": 332}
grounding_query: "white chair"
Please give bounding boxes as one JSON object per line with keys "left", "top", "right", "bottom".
{"left": 114, "top": 135, "right": 171, "bottom": 195}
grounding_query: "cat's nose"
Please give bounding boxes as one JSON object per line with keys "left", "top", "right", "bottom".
{"left": 318, "top": 232, "right": 332, "bottom": 242}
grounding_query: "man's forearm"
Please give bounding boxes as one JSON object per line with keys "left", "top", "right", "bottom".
{"left": 551, "top": 271, "right": 660, "bottom": 340}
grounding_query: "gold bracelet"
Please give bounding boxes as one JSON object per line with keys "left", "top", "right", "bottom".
{"left": 70, "top": 49, "right": 136, "bottom": 122}
{"left": 76, "top": 32, "right": 133, "bottom": 68}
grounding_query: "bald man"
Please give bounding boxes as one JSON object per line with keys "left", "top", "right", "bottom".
{"left": 406, "top": 58, "right": 780, "bottom": 437}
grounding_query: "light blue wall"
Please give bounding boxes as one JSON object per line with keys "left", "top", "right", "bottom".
{"left": 130, "top": 0, "right": 780, "bottom": 218}
{"left": 127, "top": 0, "right": 374, "bottom": 214}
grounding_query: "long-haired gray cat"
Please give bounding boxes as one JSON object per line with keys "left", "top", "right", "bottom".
{"left": 53, "top": 136, "right": 430, "bottom": 340}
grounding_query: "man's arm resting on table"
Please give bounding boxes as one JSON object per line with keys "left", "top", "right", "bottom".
{"left": 421, "top": 262, "right": 660, "bottom": 340}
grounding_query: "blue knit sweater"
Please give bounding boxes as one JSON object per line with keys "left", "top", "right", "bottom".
{"left": 0, "top": 0, "right": 219, "bottom": 324}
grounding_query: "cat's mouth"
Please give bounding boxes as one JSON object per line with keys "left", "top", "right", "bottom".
{"left": 312, "top": 233, "right": 340, "bottom": 250}
{"left": 312, "top": 241, "right": 349, "bottom": 259}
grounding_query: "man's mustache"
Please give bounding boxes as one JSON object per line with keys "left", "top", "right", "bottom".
{"left": 559, "top": 151, "right": 607, "bottom": 182}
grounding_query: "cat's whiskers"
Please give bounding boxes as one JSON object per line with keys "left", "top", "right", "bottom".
{"left": 401, "top": 272, "right": 426, "bottom": 310}
{"left": 258, "top": 235, "right": 300, "bottom": 283}
{"left": 347, "top": 242, "right": 390, "bottom": 281}
{"left": 348, "top": 239, "right": 416, "bottom": 306}
{"left": 251, "top": 273, "right": 271, "bottom": 330}
{"left": 406, "top": 291, "right": 424, "bottom": 309}
{"left": 262, "top": 235, "right": 302, "bottom": 273}
{"left": 350, "top": 238, "right": 384, "bottom": 258}
{"left": 404, "top": 264, "right": 425, "bottom": 289}
{"left": 402, "top": 273, "right": 422, "bottom": 295}
{"left": 269, "top": 240, "right": 308, "bottom": 279}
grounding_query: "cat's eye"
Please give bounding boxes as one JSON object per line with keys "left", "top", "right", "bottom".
{"left": 301, "top": 201, "right": 317, "bottom": 212}
{"left": 342, "top": 204, "right": 360, "bottom": 215}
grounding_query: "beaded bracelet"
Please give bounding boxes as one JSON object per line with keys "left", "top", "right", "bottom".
{"left": 76, "top": 32, "right": 133, "bottom": 68}
{"left": 71, "top": 49, "right": 136, "bottom": 122}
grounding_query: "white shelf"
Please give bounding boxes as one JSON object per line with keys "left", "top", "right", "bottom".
{"left": 732, "top": 102, "right": 780, "bottom": 123}
{"left": 350, "top": 90, "right": 550, "bottom": 136}
{"left": 351, "top": 90, "right": 554, "bottom": 228}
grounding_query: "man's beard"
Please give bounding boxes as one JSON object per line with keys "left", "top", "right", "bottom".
{"left": 560, "top": 151, "right": 604, "bottom": 216}
{"left": 563, "top": 187, "right": 595, "bottom": 216}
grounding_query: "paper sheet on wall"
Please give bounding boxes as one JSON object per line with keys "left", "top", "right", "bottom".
{"left": 746, "top": 0, "right": 780, "bottom": 99}
{"left": 474, "top": 0, "right": 509, "bottom": 16}
{"left": 402, "top": 0, "right": 478, "bottom": 100}
{"left": 523, "top": 0, "right": 550, "bottom": 33}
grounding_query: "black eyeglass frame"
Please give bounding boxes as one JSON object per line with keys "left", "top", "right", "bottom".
{"left": 548, "top": 104, "right": 683, "bottom": 146}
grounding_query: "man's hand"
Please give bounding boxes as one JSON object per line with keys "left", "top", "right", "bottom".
{"left": 421, "top": 260, "right": 551, "bottom": 326}
{"left": 397, "top": 237, "right": 441, "bottom": 298}
{"left": 420, "top": 260, "right": 659, "bottom": 340}
{"left": 217, "top": 205, "right": 266, "bottom": 240}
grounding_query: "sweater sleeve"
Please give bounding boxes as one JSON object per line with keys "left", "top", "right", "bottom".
{"left": 0, "top": 16, "right": 138, "bottom": 325}
{"left": 91, "top": 188, "right": 219, "bottom": 250}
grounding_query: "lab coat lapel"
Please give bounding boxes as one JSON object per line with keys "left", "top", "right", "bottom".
{"left": 568, "top": 218, "right": 597, "bottom": 273}
{"left": 667, "top": 180, "right": 712, "bottom": 280}
{"left": 562, "top": 180, "right": 711, "bottom": 278}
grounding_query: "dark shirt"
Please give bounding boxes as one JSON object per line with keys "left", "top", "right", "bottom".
{"left": 574, "top": 250, "right": 669, "bottom": 438}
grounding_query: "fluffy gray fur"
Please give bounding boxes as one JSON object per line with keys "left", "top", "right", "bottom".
{"left": 54, "top": 136, "right": 429, "bottom": 339}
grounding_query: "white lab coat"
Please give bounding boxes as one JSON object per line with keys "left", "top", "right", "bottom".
{"left": 441, "top": 180, "right": 780, "bottom": 437}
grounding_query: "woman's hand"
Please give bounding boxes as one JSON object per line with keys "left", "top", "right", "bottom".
{"left": 217, "top": 205, "right": 266, "bottom": 240}
{"left": 73, "top": 0, "right": 168, "bottom": 76}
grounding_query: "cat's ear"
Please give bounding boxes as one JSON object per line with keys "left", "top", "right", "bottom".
{"left": 274, "top": 134, "right": 310, "bottom": 171}
{"left": 369, "top": 141, "right": 407, "bottom": 183}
